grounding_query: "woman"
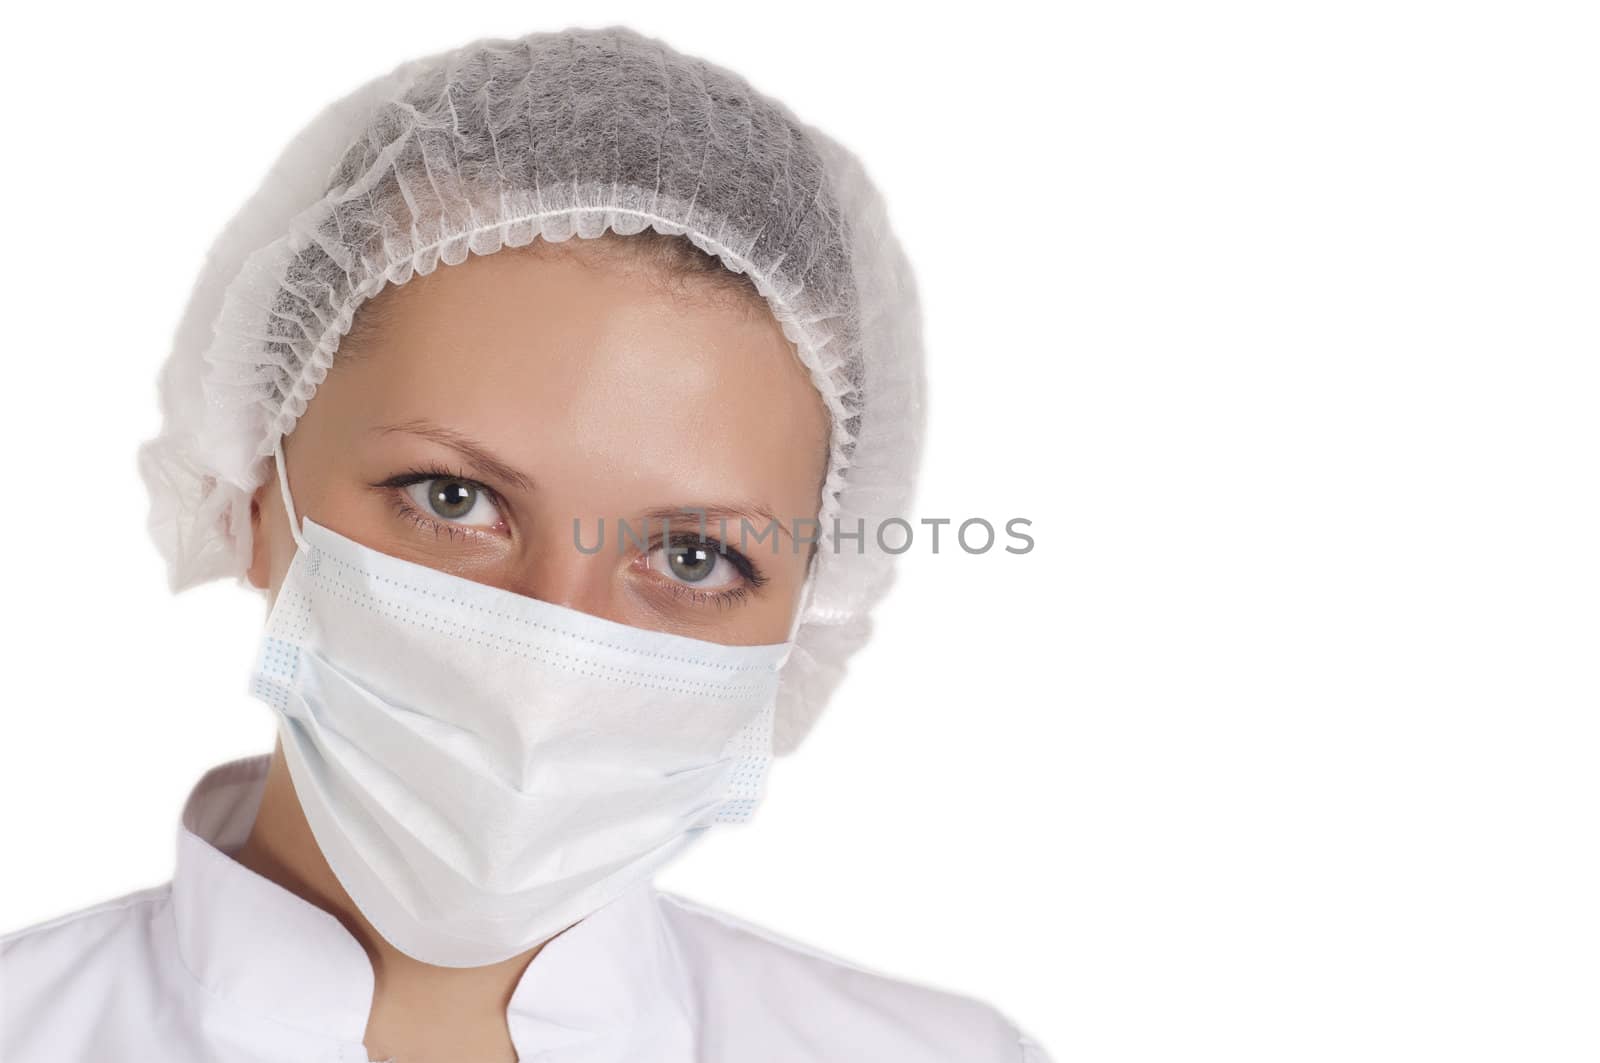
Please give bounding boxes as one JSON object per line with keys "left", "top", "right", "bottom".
{"left": 0, "top": 25, "right": 1053, "bottom": 1063}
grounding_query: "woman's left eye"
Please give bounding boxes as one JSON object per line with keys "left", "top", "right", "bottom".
{"left": 648, "top": 538, "right": 742, "bottom": 591}
{"left": 402, "top": 477, "right": 504, "bottom": 528}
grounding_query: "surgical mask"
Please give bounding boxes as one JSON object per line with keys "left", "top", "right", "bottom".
{"left": 246, "top": 436, "right": 806, "bottom": 968}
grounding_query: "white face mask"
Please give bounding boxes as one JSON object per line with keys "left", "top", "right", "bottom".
{"left": 247, "top": 436, "right": 806, "bottom": 968}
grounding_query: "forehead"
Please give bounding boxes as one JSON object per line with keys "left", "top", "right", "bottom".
{"left": 319, "top": 243, "right": 831, "bottom": 511}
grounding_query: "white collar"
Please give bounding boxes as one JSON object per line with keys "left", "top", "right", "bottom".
{"left": 169, "top": 755, "right": 697, "bottom": 1058}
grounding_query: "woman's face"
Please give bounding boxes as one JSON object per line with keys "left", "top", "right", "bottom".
{"left": 248, "top": 241, "right": 831, "bottom": 646}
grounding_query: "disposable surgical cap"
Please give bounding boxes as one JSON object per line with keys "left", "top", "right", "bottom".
{"left": 138, "top": 25, "right": 925, "bottom": 756}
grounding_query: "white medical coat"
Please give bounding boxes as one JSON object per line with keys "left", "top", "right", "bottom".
{"left": 0, "top": 755, "right": 1053, "bottom": 1062}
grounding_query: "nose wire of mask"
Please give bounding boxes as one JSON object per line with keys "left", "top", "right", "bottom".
{"left": 249, "top": 431, "right": 796, "bottom": 968}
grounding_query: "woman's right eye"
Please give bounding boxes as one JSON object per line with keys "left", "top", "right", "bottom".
{"left": 401, "top": 477, "right": 504, "bottom": 529}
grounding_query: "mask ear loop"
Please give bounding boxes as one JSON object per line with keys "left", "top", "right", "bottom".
{"left": 784, "top": 546, "right": 819, "bottom": 645}
{"left": 273, "top": 433, "right": 311, "bottom": 554}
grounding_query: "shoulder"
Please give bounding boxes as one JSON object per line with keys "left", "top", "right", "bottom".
{"left": 1, "top": 885, "right": 180, "bottom": 1057}
{"left": 1, "top": 883, "right": 172, "bottom": 967}
{"left": 655, "top": 889, "right": 1043, "bottom": 1062}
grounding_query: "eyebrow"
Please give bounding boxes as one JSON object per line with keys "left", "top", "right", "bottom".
{"left": 639, "top": 504, "right": 796, "bottom": 547}
{"left": 371, "top": 419, "right": 537, "bottom": 493}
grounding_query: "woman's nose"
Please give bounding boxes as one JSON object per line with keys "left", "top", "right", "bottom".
{"left": 502, "top": 548, "right": 623, "bottom": 625}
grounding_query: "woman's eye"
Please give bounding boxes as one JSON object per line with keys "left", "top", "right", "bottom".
{"left": 649, "top": 539, "right": 741, "bottom": 591}
{"left": 403, "top": 477, "right": 503, "bottom": 528}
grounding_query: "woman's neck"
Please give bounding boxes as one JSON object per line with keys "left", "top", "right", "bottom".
{"left": 233, "top": 738, "right": 544, "bottom": 1063}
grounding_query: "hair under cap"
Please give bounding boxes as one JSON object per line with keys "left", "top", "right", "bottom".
{"left": 138, "top": 24, "right": 925, "bottom": 756}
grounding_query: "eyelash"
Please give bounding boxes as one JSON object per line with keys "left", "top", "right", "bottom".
{"left": 373, "top": 465, "right": 769, "bottom": 607}
{"left": 376, "top": 462, "right": 506, "bottom": 542}
{"left": 655, "top": 532, "right": 769, "bottom": 609}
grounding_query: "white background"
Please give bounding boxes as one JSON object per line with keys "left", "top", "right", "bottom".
{"left": 2, "top": 2, "right": 1597, "bottom": 1060}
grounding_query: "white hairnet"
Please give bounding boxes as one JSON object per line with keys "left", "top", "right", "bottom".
{"left": 137, "top": 25, "right": 925, "bottom": 757}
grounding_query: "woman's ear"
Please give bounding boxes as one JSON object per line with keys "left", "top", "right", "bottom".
{"left": 245, "top": 471, "right": 275, "bottom": 591}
